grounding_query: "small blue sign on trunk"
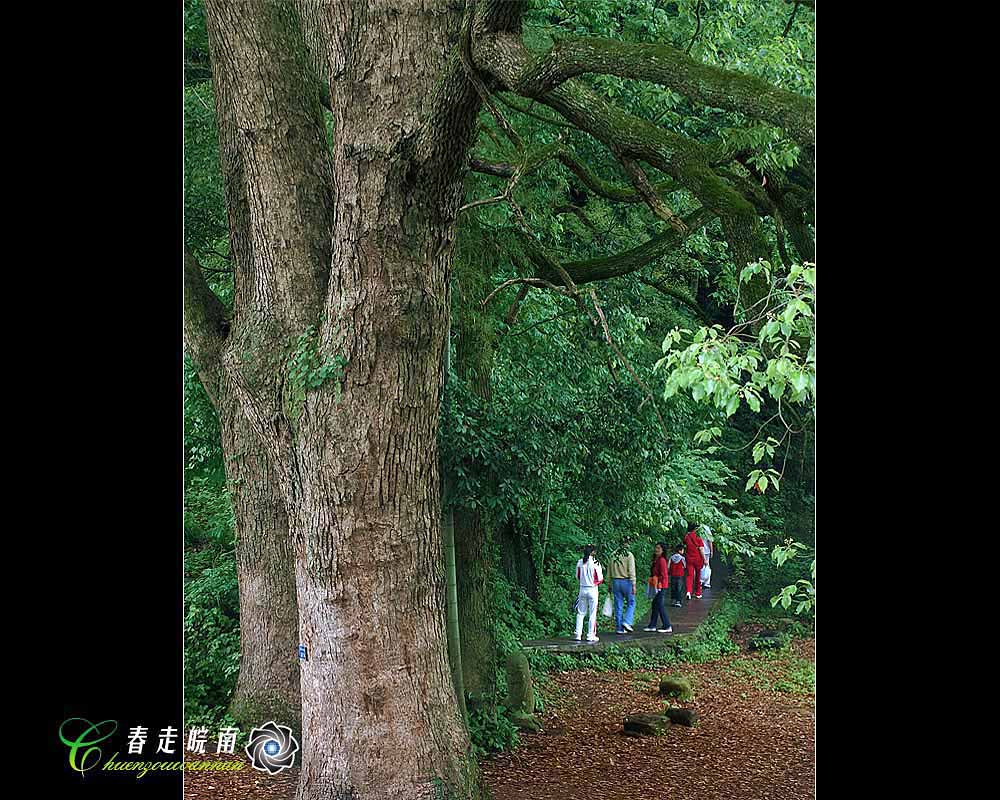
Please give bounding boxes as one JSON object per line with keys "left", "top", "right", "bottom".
{"left": 298, "top": 644, "right": 307, "bottom": 661}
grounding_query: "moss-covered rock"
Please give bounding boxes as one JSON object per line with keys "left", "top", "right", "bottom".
{"left": 663, "top": 707, "right": 698, "bottom": 727}
{"left": 623, "top": 713, "right": 671, "bottom": 736}
{"left": 659, "top": 675, "right": 693, "bottom": 701}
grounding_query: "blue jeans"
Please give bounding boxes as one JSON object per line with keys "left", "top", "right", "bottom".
{"left": 648, "top": 589, "right": 671, "bottom": 629}
{"left": 613, "top": 578, "right": 635, "bottom": 631}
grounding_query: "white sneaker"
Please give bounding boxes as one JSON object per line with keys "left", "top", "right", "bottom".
{"left": 643, "top": 626, "right": 657, "bottom": 632}
{"left": 695, "top": 594, "right": 703, "bottom": 599}
{"left": 573, "top": 635, "right": 581, "bottom": 641}
{"left": 586, "top": 636, "right": 600, "bottom": 643}
{"left": 623, "top": 623, "right": 634, "bottom": 632}
{"left": 657, "top": 627, "right": 673, "bottom": 634}
{"left": 686, "top": 592, "right": 691, "bottom": 600}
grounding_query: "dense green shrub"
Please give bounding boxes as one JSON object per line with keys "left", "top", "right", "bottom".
{"left": 468, "top": 704, "right": 520, "bottom": 757}
{"left": 184, "top": 592, "right": 239, "bottom": 730}
{"left": 184, "top": 467, "right": 240, "bottom": 731}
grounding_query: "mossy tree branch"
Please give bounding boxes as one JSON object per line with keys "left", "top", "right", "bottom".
{"left": 511, "top": 36, "right": 814, "bottom": 149}
{"left": 467, "top": 4, "right": 805, "bottom": 327}
{"left": 617, "top": 154, "right": 688, "bottom": 234}
{"left": 470, "top": 146, "right": 679, "bottom": 205}
{"left": 522, "top": 207, "right": 713, "bottom": 286}
{"left": 471, "top": 28, "right": 810, "bottom": 321}
{"left": 473, "top": 32, "right": 765, "bottom": 246}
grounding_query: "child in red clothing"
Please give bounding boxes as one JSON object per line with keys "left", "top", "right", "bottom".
{"left": 668, "top": 544, "right": 686, "bottom": 607}
{"left": 683, "top": 523, "right": 705, "bottom": 599}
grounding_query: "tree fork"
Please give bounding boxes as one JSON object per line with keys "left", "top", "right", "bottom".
{"left": 204, "top": 0, "right": 487, "bottom": 797}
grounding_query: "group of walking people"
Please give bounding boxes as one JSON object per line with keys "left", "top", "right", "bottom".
{"left": 573, "top": 523, "right": 713, "bottom": 643}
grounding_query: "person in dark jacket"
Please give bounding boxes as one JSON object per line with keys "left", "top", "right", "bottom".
{"left": 643, "top": 542, "right": 673, "bottom": 633}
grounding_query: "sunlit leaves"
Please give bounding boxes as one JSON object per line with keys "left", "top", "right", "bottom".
{"left": 658, "top": 260, "right": 814, "bottom": 426}
{"left": 769, "top": 540, "right": 814, "bottom": 616}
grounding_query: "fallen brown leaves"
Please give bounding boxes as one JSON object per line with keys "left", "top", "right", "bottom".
{"left": 479, "top": 637, "right": 815, "bottom": 800}
{"left": 183, "top": 751, "right": 297, "bottom": 800}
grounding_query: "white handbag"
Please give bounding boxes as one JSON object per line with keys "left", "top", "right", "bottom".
{"left": 602, "top": 595, "right": 613, "bottom": 618}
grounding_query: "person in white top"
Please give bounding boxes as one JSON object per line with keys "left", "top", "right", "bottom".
{"left": 700, "top": 526, "right": 714, "bottom": 589}
{"left": 574, "top": 544, "right": 605, "bottom": 643}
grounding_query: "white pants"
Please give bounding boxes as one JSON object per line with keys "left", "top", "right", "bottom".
{"left": 575, "top": 587, "right": 599, "bottom": 639}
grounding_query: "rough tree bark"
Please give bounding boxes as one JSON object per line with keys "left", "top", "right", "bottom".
{"left": 184, "top": 250, "right": 301, "bottom": 731}
{"left": 223, "top": 413, "right": 301, "bottom": 731}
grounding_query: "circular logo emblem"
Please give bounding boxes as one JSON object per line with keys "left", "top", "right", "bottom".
{"left": 244, "top": 721, "right": 299, "bottom": 774}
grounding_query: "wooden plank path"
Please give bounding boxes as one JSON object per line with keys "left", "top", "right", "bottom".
{"left": 520, "top": 556, "right": 729, "bottom": 655}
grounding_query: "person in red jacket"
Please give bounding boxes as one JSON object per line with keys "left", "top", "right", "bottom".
{"left": 683, "top": 523, "right": 705, "bottom": 600}
{"left": 643, "top": 542, "right": 673, "bottom": 633}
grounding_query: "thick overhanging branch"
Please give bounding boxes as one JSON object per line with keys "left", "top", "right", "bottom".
{"left": 474, "top": 32, "right": 766, "bottom": 265}
{"left": 471, "top": 30, "right": 806, "bottom": 306}
{"left": 470, "top": 145, "right": 679, "bottom": 206}
{"left": 526, "top": 206, "right": 714, "bottom": 286}
{"left": 511, "top": 36, "right": 814, "bottom": 148}
{"left": 617, "top": 155, "right": 688, "bottom": 234}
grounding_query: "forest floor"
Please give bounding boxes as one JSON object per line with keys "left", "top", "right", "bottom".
{"left": 480, "top": 627, "right": 815, "bottom": 800}
{"left": 183, "top": 626, "right": 814, "bottom": 800}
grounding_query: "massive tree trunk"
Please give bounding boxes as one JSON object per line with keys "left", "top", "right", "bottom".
{"left": 287, "top": 14, "right": 481, "bottom": 793}
{"left": 201, "top": 1, "right": 483, "bottom": 797}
